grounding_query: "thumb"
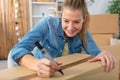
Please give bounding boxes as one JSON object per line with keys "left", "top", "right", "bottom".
{"left": 56, "top": 61, "right": 63, "bottom": 65}
{"left": 88, "top": 57, "right": 99, "bottom": 63}
{"left": 54, "top": 59, "right": 63, "bottom": 65}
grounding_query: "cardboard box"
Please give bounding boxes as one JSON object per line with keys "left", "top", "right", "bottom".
{"left": 100, "top": 45, "right": 120, "bottom": 73}
{"left": 91, "top": 34, "right": 112, "bottom": 47}
{"left": 0, "top": 52, "right": 119, "bottom": 80}
{"left": 89, "top": 14, "right": 119, "bottom": 34}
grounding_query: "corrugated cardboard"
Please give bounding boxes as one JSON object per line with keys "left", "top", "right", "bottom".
{"left": 89, "top": 14, "right": 119, "bottom": 34}
{"left": 91, "top": 34, "right": 112, "bottom": 47}
{"left": 0, "top": 51, "right": 119, "bottom": 80}
{"left": 100, "top": 45, "right": 120, "bottom": 72}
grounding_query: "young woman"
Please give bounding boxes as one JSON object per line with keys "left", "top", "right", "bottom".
{"left": 9, "top": 0, "right": 116, "bottom": 78}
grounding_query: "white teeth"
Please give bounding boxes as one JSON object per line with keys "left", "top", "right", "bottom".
{"left": 67, "top": 31, "right": 73, "bottom": 34}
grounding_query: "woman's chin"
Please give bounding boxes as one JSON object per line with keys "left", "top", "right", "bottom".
{"left": 66, "top": 33, "right": 76, "bottom": 37}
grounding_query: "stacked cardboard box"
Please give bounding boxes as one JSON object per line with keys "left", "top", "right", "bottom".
{"left": 89, "top": 14, "right": 119, "bottom": 47}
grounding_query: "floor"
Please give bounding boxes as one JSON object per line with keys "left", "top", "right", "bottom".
{"left": 0, "top": 60, "right": 7, "bottom": 70}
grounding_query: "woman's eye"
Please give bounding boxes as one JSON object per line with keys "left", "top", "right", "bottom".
{"left": 64, "top": 20, "right": 68, "bottom": 23}
{"left": 74, "top": 21, "right": 80, "bottom": 23}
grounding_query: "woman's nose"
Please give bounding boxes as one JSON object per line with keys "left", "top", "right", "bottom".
{"left": 68, "top": 22, "right": 73, "bottom": 29}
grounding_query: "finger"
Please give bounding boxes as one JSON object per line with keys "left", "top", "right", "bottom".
{"left": 37, "top": 59, "right": 56, "bottom": 77}
{"left": 88, "top": 56, "right": 99, "bottom": 63}
{"left": 104, "top": 55, "right": 111, "bottom": 72}
{"left": 41, "top": 58, "right": 53, "bottom": 66}
{"left": 54, "top": 59, "right": 63, "bottom": 66}
{"left": 38, "top": 71, "right": 52, "bottom": 78}
{"left": 56, "top": 60, "right": 63, "bottom": 65}
{"left": 111, "top": 56, "right": 116, "bottom": 70}
{"left": 43, "top": 58, "right": 60, "bottom": 70}
{"left": 109, "top": 56, "right": 114, "bottom": 72}
{"left": 113, "top": 56, "right": 116, "bottom": 69}
{"left": 38, "top": 62, "right": 56, "bottom": 73}
{"left": 37, "top": 66, "right": 52, "bottom": 78}
{"left": 50, "top": 63, "right": 61, "bottom": 71}
{"left": 37, "top": 71, "right": 45, "bottom": 78}
{"left": 100, "top": 55, "right": 106, "bottom": 66}
{"left": 37, "top": 70, "right": 47, "bottom": 78}
{"left": 99, "top": 56, "right": 106, "bottom": 72}
{"left": 37, "top": 64, "right": 48, "bottom": 76}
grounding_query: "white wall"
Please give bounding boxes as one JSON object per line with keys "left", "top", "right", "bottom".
{"left": 59, "top": 0, "right": 112, "bottom": 14}
{"left": 87, "top": 0, "right": 112, "bottom": 14}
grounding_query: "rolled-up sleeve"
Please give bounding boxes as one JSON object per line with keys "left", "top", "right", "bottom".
{"left": 11, "top": 16, "right": 49, "bottom": 64}
{"left": 83, "top": 31, "right": 101, "bottom": 56}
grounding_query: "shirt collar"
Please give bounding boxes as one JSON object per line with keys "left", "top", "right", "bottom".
{"left": 56, "top": 18, "right": 64, "bottom": 37}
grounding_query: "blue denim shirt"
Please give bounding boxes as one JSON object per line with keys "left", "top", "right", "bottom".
{"left": 11, "top": 16, "right": 101, "bottom": 64}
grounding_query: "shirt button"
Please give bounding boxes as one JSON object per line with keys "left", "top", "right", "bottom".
{"left": 60, "top": 50, "right": 62, "bottom": 52}
{"left": 48, "top": 46, "right": 50, "bottom": 49}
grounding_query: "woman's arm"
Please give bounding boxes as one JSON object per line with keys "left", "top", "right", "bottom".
{"left": 83, "top": 31, "right": 116, "bottom": 72}
{"left": 19, "top": 54, "right": 62, "bottom": 77}
{"left": 19, "top": 54, "right": 39, "bottom": 70}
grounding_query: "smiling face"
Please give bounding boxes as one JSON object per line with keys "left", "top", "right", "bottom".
{"left": 62, "top": 8, "right": 84, "bottom": 38}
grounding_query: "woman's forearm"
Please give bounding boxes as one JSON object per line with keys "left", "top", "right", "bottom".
{"left": 18, "top": 54, "right": 39, "bottom": 71}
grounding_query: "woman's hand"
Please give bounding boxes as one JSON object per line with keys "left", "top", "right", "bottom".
{"left": 35, "top": 58, "right": 62, "bottom": 78}
{"left": 88, "top": 51, "right": 116, "bottom": 72}
{"left": 19, "top": 54, "right": 62, "bottom": 78}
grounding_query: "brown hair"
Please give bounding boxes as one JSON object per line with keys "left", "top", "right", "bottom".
{"left": 62, "top": 0, "right": 90, "bottom": 45}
